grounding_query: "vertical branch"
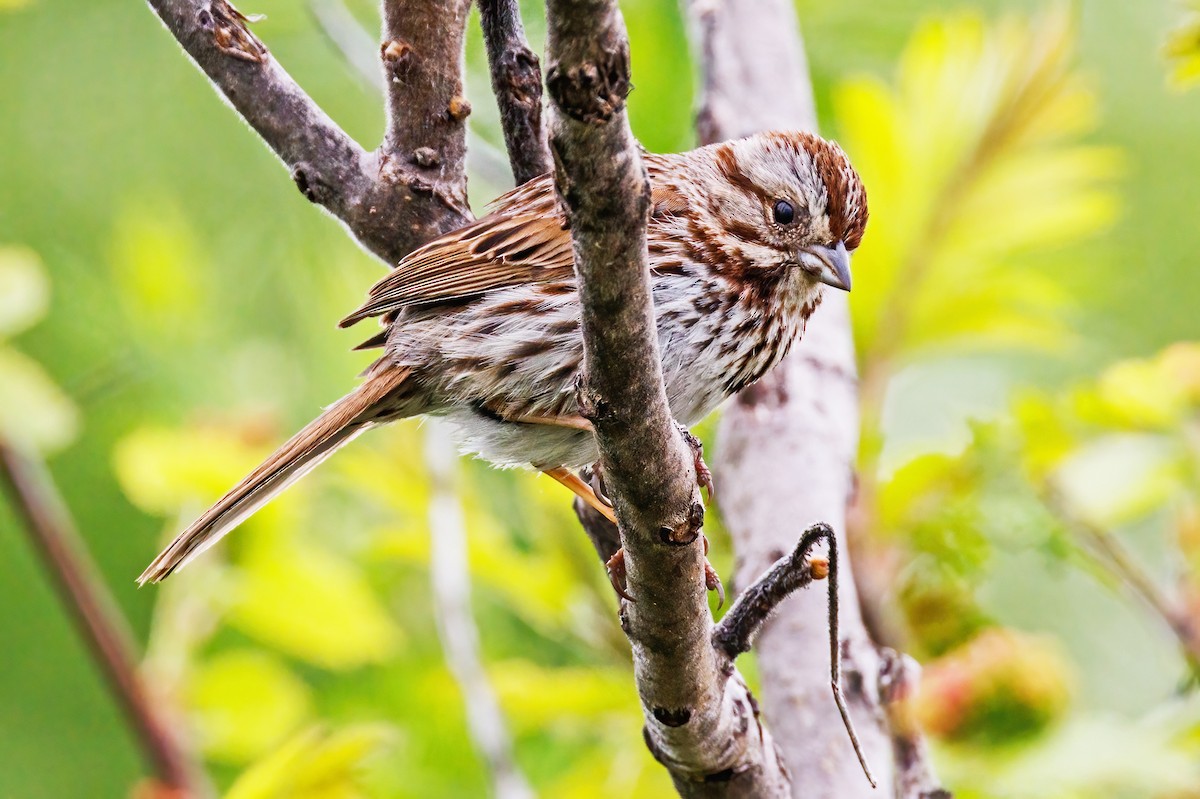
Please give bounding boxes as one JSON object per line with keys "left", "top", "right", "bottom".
{"left": 0, "top": 441, "right": 208, "bottom": 797}
{"left": 479, "top": 0, "right": 552, "bottom": 185}
{"left": 425, "top": 422, "right": 535, "bottom": 799}
{"left": 380, "top": 0, "right": 473, "bottom": 228}
{"left": 545, "top": 0, "right": 790, "bottom": 794}
{"left": 685, "top": 0, "right": 944, "bottom": 796}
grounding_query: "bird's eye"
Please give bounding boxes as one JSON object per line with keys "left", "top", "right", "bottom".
{"left": 772, "top": 200, "right": 795, "bottom": 225}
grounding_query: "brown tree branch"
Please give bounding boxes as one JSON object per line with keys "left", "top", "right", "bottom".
{"left": 379, "top": 0, "right": 473, "bottom": 231}
{"left": 145, "top": 0, "right": 471, "bottom": 264}
{"left": 304, "top": 0, "right": 517, "bottom": 190}
{"left": 545, "top": 1, "right": 791, "bottom": 794}
{"left": 0, "top": 441, "right": 209, "bottom": 798}
{"left": 685, "top": 0, "right": 945, "bottom": 796}
{"left": 479, "top": 0, "right": 553, "bottom": 185}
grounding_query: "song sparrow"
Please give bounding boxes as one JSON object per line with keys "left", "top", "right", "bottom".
{"left": 139, "top": 130, "right": 866, "bottom": 584}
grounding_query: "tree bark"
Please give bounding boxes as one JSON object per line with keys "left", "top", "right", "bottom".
{"left": 545, "top": 1, "right": 794, "bottom": 794}
{"left": 479, "top": 0, "right": 553, "bottom": 185}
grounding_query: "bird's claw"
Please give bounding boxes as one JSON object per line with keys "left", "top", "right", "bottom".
{"left": 675, "top": 423, "right": 715, "bottom": 500}
{"left": 606, "top": 547, "right": 634, "bottom": 602}
{"left": 704, "top": 559, "right": 725, "bottom": 609}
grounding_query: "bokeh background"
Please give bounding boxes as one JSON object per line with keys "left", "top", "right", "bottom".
{"left": 3, "top": 0, "right": 1200, "bottom": 796}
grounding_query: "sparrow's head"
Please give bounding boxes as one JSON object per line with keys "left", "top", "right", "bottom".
{"left": 705, "top": 130, "right": 867, "bottom": 292}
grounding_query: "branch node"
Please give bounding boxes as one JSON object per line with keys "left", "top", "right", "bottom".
{"left": 546, "top": 49, "right": 631, "bottom": 124}
{"left": 573, "top": 375, "right": 610, "bottom": 423}
{"left": 658, "top": 519, "right": 699, "bottom": 547}
{"left": 703, "top": 767, "right": 737, "bottom": 783}
{"left": 651, "top": 706, "right": 692, "bottom": 727}
{"left": 290, "top": 163, "right": 329, "bottom": 205}
{"left": 380, "top": 38, "right": 414, "bottom": 78}
{"left": 447, "top": 95, "right": 472, "bottom": 121}
{"left": 207, "top": 0, "right": 267, "bottom": 63}
{"left": 411, "top": 147, "right": 440, "bottom": 168}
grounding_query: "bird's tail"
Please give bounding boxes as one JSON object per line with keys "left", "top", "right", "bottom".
{"left": 137, "top": 367, "right": 410, "bottom": 585}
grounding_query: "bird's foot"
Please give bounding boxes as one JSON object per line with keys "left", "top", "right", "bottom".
{"left": 606, "top": 547, "right": 634, "bottom": 602}
{"left": 702, "top": 533, "right": 725, "bottom": 609}
{"left": 676, "top": 423, "right": 715, "bottom": 500}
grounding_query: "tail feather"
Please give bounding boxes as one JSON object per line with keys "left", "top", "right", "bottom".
{"left": 138, "top": 369, "right": 408, "bottom": 585}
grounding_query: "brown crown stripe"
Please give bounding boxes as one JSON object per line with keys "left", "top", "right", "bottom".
{"left": 714, "top": 144, "right": 773, "bottom": 204}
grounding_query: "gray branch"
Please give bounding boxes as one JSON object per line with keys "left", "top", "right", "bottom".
{"left": 425, "top": 422, "right": 535, "bottom": 799}
{"left": 479, "top": 0, "right": 553, "bottom": 185}
{"left": 686, "top": 1, "right": 947, "bottom": 796}
{"left": 145, "top": 0, "right": 472, "bottom": 264}
{"left": 545, "top": 1, "right": 790, "bottom": 795}
{"left": 713, "top": 523, "right": 834, "bottom": 660}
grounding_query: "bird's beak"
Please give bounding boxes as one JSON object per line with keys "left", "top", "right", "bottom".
{"left": 801, "top": 241, "right": 852, "bottom": 292}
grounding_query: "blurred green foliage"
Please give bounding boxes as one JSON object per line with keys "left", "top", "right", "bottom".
{"left": 4, "top": 0, "right": 1200, "bottom": 797}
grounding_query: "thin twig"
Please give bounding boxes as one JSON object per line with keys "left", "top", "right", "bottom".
{"left": 713, "top": 523, "right": 876, "bottom": 788}
{"left": 0, "top": 441, "right": 208, "bottom": 797}
{"left": 424, "top": 422, "right": 535, "bottom": 799}
{"left": 308, "top": 0, "right": 382, "bottom": 92}
{"left": 479, "top": 0, "right": 552, "bottom": 185}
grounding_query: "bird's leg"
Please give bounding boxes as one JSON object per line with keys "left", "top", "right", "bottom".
{"left": 542, "top": 466, "right": 633, "bottom": 601}
{"left": 542, "top": 467, "right": 616, "bottom": 524}
{"left": 675, "top": 423, "right": 723, "bottom": 605}
{"left": 517, "top": 413, "right": 595, "bottom": 432}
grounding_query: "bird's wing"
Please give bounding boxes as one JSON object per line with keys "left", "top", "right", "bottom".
{"left": 339, "top": 154, "right": 688, "bottom": 328}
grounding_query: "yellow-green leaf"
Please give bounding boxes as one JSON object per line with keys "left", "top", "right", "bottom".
{"left": 0, "top": 348, "right": 78, "bottom": 453}
{"left": 0, "top": 247, "right": 49, "bottom": 338}
{"left": 187, "top": 649, "right": 313, "bottom": 764}
{"left": 229, "top": 542, "right": 403, "bottom": 670}
{"left": 112, "top": 423, "right": 272, "bottom": 515}
{"left": 225, "top": 724, "right": 396, "bottom": 799}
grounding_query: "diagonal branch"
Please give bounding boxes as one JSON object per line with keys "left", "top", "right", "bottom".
{"left": 145, "top": 0, "right": 472, "bottom": 264}
{"left": 0, "top": 441, "right": 209, "bottom": 798}
{"left": 479, "top": 0, "right": 553, "bottom": 185}
{"left": 545, "top": 1, "right": 789, "bottom": 794}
